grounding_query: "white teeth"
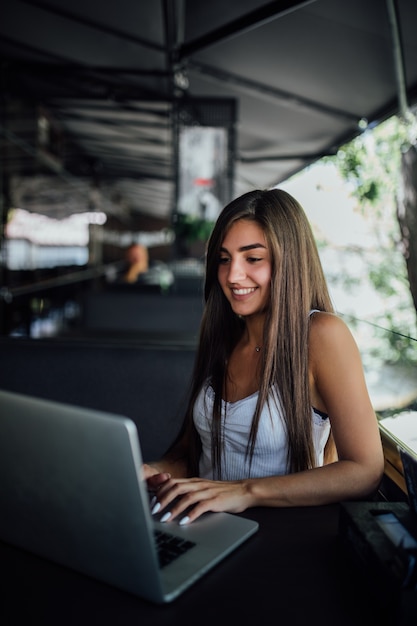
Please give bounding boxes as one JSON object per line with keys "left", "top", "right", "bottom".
{"left": 233, "top": 288, "right": 255, "bottom": 295}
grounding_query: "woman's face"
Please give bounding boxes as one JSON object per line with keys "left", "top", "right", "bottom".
{"left": 217, "top": 219, "right": 272, "bottom": 317}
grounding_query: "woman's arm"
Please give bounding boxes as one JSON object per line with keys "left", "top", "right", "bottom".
{"left": 306, "top": 311, "right": 384, "bottom": 497}
{"left": 234, "top": 313, "right": 384, "bottom": 508}
{"left": 149, "top": 313, "right": 384, "bottom": 524}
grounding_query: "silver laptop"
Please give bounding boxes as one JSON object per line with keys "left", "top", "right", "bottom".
{"left": 0, "top": 389, "right": 258, "bottom": 603}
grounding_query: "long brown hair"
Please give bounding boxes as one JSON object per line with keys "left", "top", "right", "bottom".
{"left": 171, "top": 189, "right": 334, "bottom": 477}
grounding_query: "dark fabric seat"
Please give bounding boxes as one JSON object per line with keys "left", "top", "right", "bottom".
{"left": 0, "top": 337, "right": 196, "bottom": 461}
{"left": 80, "top": 291, "right": 204, "bottom": 336}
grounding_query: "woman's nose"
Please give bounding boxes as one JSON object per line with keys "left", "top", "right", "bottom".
{"left": 228, "top": 259, "right": 246, "bottom": 282}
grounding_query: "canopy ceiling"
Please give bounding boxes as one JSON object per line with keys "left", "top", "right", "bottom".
{"left": 1, "top": 0, "right": 417, "bottom": 220}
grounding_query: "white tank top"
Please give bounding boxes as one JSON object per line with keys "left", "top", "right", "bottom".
{"left": 193, "top": 383, "right": 331, "bottom": 480}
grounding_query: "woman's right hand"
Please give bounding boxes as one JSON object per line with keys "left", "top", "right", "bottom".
{"left": 143, "top": 463, "right": 172, "bottom": 490}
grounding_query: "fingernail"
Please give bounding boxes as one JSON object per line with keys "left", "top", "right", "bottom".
{"left": 179, "top": 516, "right": 190, "bottom": 526}
{"left": 151, "top": 502, "right": 161, "bottom": 515}
{"left": 150, "top": 495, "right": 157, "bottom": 508}
{"left": 160, "top": 512, "right": 171, "bottom": 523}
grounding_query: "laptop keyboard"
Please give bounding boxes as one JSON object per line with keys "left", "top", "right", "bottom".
{"left": 154, "top": 529, "right": 196, "bottom": 568}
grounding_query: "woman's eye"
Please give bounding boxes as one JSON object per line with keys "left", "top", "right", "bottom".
{"left": 247, "top": 256, "right": 262, "bottom": 263}
{"left": 219, "top": 256, "right": 230, "bottom": 265}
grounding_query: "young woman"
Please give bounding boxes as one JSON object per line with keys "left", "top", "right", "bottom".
{"left": 144, "top": 188, "right": 384, "bottom": 525}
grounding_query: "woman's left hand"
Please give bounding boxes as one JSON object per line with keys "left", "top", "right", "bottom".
{"left": 150, "top": 476, "right": 253, "bottom": 524}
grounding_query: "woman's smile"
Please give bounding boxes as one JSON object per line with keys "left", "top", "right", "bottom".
{"left": 231, "top": 286, "right": 258, "bottom": 296}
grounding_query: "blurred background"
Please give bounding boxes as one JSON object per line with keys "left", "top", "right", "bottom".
{"left": 1, "top": 1, "right": 416, "bottom": 453}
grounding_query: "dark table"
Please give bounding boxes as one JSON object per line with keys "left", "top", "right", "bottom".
{"left": 0, "top": 504, "right": 401, "bottom": 626}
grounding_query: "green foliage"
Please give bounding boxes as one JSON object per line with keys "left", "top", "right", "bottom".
{"left": 369, "top": 316, "right": 417, "bottom": 366}
{"left": 327, "top": 113, "right": 417, "bottom": 367}
{"left": 333, "top": 123, "right": 402, "bottom": 211}
{"left": 173, "top": 213, "right": 214, "bottom": 244}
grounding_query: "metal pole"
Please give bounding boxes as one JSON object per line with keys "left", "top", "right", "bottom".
{"left": 386, "top": 0, "right": 409, "bottom": 121}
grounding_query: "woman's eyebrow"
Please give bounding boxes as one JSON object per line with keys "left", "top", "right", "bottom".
{"left": 220, "top": 243, "right": 266, "bottom": 253}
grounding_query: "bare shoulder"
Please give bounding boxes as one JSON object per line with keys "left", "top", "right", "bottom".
{"left": 310, "top": 310, "right": 352, "bottom": 336}
{"left": 308, "top": 311, "right": 370, "bottom": 415}
{"left": 309, "top": 311, "right": 360, "bottom": 361}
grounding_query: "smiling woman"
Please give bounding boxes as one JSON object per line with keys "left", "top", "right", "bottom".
{"left": 143, "top": 188, "right": 384, "bottom": 526}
